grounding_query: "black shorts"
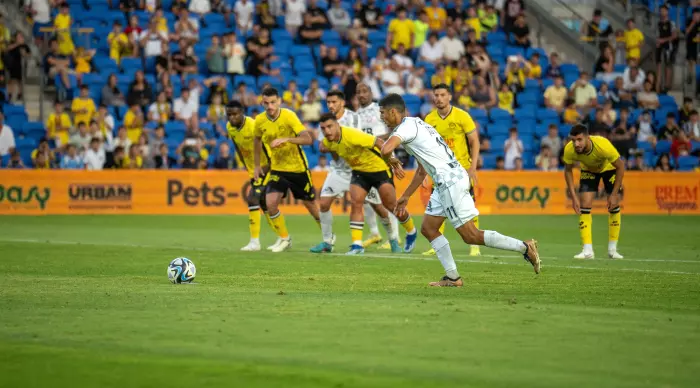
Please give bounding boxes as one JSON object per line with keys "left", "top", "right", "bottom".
{"left": 687, "top": 42, "right": 698, "bottom": 61}
{"left": 655, "top": 46, "right": 678, "bottom": 65}
{"left": 579, "top": 170, "right": 620, "bottom": 195}
{"left": 246, "top": 177, "right": 267, "bottom": 210}
{"left": 351, "top": 170, "right": 393, "bottom": 193}
{"left": 266, "top": 170, "right": 316, "bottom": 201}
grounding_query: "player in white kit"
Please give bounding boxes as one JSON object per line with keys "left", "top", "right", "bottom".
{"left": 356, "top": 83, "right": 408, "bottom": 250}
{"left": 310, "top": 90, "right": 405, "bottom": 253}
{"left": 378, "top": 94, "right": 541, "bottom": 287}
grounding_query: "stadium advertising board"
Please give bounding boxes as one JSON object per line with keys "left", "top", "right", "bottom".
{"left": 0, "top": 170, "right": 698, "bottom": 215}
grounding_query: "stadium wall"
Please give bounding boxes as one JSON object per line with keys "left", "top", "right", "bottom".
{"left": 0, "top": 171, "right": 698, "bottom": 216}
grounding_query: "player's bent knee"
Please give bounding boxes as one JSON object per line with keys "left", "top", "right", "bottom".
{"left": 421, "top": 223, "right": 440, "bottom": 240}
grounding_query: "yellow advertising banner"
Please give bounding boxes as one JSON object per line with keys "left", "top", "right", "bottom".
{"left": 0, "top": 170, "right": 698, "bottom": 215}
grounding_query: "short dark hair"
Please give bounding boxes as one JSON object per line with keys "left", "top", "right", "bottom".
{"left": 261, "top": 87, "right": 279, "bottom": 97}
{"left": 691, "top": 110, "right": 699, "bottom": 116}
{"left": 496, "top": 156, "right": 505, "bottom": 162}
{"left": 226, "top": 100, "right": 244, "bottom": 110}
{"left": 378, "top": 93, "right": 406, "bottom": 113}
{"left": 114, "top": 146, "right": 125, "bottom": 154}
{"left": 90, "top": 137, "right": 100, "bottom": 144}
{"left": 593, "top": 9, "right": 602, "bottom": 17}
{"left": 666, "top": 112, "right": 676, "bottom": 119}
{"left": 569, "top": 124, "right": 589, "bottom": 137}
{"left": 319, "top": 112, "right": 337, "bottom": 123}
{"left": 326, "top": 90, "right": 345, "bottom": 100}
{"left": 80, "top": 84, "right": 89, "bottom": 91}
{"left": 432, "top": 83, "right": 451, "bottom": 92}
{"left": 684, "top": 97, "right": 693, "bottom": 104}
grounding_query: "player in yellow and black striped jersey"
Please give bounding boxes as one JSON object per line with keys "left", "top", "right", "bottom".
{"left": 563, "top": 124, "right": 626, "bottom": 260}
{"left": 226, "top": 101, "right": 278, "bottom": 252}
{"left": 253, "top": 87, "right": 321, "bottom": 253}
{"left": 315, "top": 113, "right": 418, "bottom": 255}
{"left": 422, "top": 83, "right": 482, "bottom": 256}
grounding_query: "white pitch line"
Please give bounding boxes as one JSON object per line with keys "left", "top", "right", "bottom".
{"left": 1, "top": 238, "right": 699, "bottom": 276}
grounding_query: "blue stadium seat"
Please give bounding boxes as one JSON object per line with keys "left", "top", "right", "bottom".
{"left": 656, "top": 140, "right": 672, "bottom": 155}
{"left": 658, "top": 95, "right": 678, "bottom": 110}
{"left": 120, "top": 57, "right": 143, "bottom": 72}
{"left": 21, "top": 122, "right": 45, "bottom": 138}
{"left": 514, "top": 107, "right": 536, "bottom": 122}
{"left": 637, "top": 141, "right": 654, "bottom": 155}
{"left": 677, "top": 156, "right": 699, "bottom": 171}
{"left": 558, "top": 124, "right": 572, "bottom": 138}
{"left": 94, "top": 56, "right": 119, "bottom": 74}
{"left": 692, "top": 141, "right": 700, "bottom": 153}
{"left": 536, "top": 108, "right": 559, "bottom": 123}
{"left": 488, "top": 122, "right": 511, "bottom": 137}
{"left": 482, "top": 154, "right": 499, "bottom": 169}
{"left": 516, "top": 92, "right": 539, "bottom": 106}
{"left": 468, "top": 108, "right": 488, "bottom": 122}
{"left": 489, "top": 108, "right": 512, "bottom": 122}
{"left": 534, "top": 124, "right": 551, "bottom": 138}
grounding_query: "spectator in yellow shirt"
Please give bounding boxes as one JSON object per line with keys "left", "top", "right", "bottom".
{"left": 46, "top": 101, "right": 73, "bottom": 147}
{"left": 31, "top": 138, "right": 55, "bottom": 169}
{"left": 426, "top": 0, "right": 447, "bottom": 31}
{"left": 387, "top": 7, "right": 414, "bottom": 51}
{"left": 283, "top": 80, "right": 304, "bottom": 110}
{"left": 74, "top": 47, "right": 95, "bottom": 84}
{"left": 563, "top": 99, "right": 582, "bottom": 124}
{"left": 623, "top": 18, "right": 644, "bottom": 61}
{"left": 466, "top": 7, "right": 482, "bottom": 40}
{"left": 71, "top": 85, "right": 96, "bottom": 127}
{"left": 497, "top": 83, "right": 515, "bottom": 114}
{"left": 124, "top": 145, "right": 144, "bottom": 169}
{"left": 431, "top": 64, "right": 452, "bottom": 88}
{"left": 54, "top": 3, "right": 74, "bottom": 56}
{"left": 525, "top": 53, "right": 542, "bottom": 80}
{"left": 107, "top": 21, "right": 128, "bottom": 65}
{"left": 123, "top": 103, "right": 145, "bottom": 143}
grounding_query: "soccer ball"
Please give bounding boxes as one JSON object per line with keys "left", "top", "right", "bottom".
{"left": 167, "top": 258, "right": 196, "bottom": 284}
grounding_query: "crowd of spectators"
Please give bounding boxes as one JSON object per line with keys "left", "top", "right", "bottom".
{"left": 0, "top": 0, "right": 699, "bottom": 172}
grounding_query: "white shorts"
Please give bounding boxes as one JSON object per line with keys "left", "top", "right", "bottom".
{"left": 320, "top": 172, "right": 381, "bottom": 205}
{"left": 424, "top": 178, "right": 479, "bottom": 229}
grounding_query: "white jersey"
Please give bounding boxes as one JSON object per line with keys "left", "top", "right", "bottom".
{"left": 357, "top": 102, "right": 388, "bottom": 137}
{"left": 390, "top": 117, "right": 467, "bottom": 189}
{"left": 321, "top": 109, "right": 361, "bottom": 178}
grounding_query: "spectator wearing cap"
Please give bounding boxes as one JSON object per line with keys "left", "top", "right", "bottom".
{"left": 582, "top": 9, "right": 613, "bottom": 47}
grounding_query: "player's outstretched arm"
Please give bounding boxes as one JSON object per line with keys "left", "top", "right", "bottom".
{"left": 395, "top": 165, "right": 427, "bottom": 218}
{"left": 380, "top": 135, "right": 402, "bottom": 157}
{"left": 375, "top": 137, "right": 404, "bottom": 179}
{"left": 564, "top": 163, "right": 580, "bottom": 214}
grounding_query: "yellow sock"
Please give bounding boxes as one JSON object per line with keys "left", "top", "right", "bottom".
{"left": 438, "top": 222, "right": 445, "bottom": 234}
{"left": 264, "top": 212, "right": 278, "bottom": 236}
{"left": 270, "top": 212, "right": 289, "bottom": 239}
{"left": 249, "top": 209, "right": 261, "bottom": 239}
{"left": 350, "top": 221, "right": 364, "bottom": 245}
{"left": 609, "top": 208, "right": 621, "bottom": 250}
{"left": 401, "top": 216, "right": 417, "bottom": 234}
{"left": 473, "top": 216, "right": 479, "bottom": 230}
{"left": 579, "top": 210, "right": 593, "bottom": 246}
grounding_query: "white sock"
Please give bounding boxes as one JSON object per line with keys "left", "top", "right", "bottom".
{"left": 389, "top": 213, "right": 400, "bottom": 240}
{"left": 250, "top": 238, "right": 260, "bottom": 244}
{"left": 430, "top": 235, "right": 459, "bottom": 279}
{"left": 483, "top": 230, "right": 527, "bottom": 254}
{"left": 320, "top": 210, "right": 334, "bottom": 244}
{"left": 583, "top": 244, "right": 594, "bottom": 254}
{"left": 379, "top": 216, "right": 394, "bottom": 239}
{"left": 608, "top": 241, "right": 617, "bottom": 252}
{"left": 363, "top": 203, "right": 380, "bottom": 236}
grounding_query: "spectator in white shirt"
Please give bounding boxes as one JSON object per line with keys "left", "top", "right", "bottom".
{"left": 189, "top": 0, "right": 211, "bottom": 22}
{"left": 173, "top": 88, "right": 199, "bottom": 129}
{"left": 406, "top": 67, "right": 426, "bottom": 97}
{"left": 439, "top": 27, "right": 465, "bottom": 62}
{"left": 175, "top": 9, "right": 200, "bottom": 45}
{"left": 113, "top": 126, "right": 132, "bottom": 154}
{"left": 392, "top": 44, "right": 413, "bottom": 77}
{"left": 504, "top": 127, "right": 524, "bottom": 170}
{"left": 684, "top": 110, "right": 700, "bottom": 141}
{"left": 26, "top": 0, "right": 51, "bottom": 25}
{"left": 235, "top": 0, "right": 255, "bottom": 35}
{"left": 569, "top": 72, "right": 597, "bottom": 111}
{"left": 328, "top": 0, "right": 351, "bottom": 35}
{"left": 623, "top": 64, "right": 645, "bottom": 92}
{"left": 0, "top": 111, "right": 16, "bottom": 157}
{"left": 381, "top": 59, "right": 405, "bottom": 95}
{"left": 84, "top": 137, "right": 106, "bottom": 170}
{"left": 70, "top": 122, "right": 92, "bottom": 152}
{"left": 139, "top": 19, "right": 167, "bottom": 57}
{"left": 419, "top": 33, "right": 444, "bottom": 65}
{"left": 224, "top": 32, "right": 246, "bottom": 75}
{"left": 285, "top": 0, "right": 307, "bottom": 35}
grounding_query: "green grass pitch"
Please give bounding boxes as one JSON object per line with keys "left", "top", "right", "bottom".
{"left": 1, "top": 214, "right": 700, "bottom": 387}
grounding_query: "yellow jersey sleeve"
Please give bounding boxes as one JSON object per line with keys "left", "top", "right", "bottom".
{"left": 456, "top": 108, "right": 476, "bottom": 135}
{"left": 595, "top": 136, "right": 621, "bottom": 163}
{"left": 253, "top": 114, "right": 264, "bottom": 138}
{"left": 562, "top": 141, "right": 575, "bottom": 165}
